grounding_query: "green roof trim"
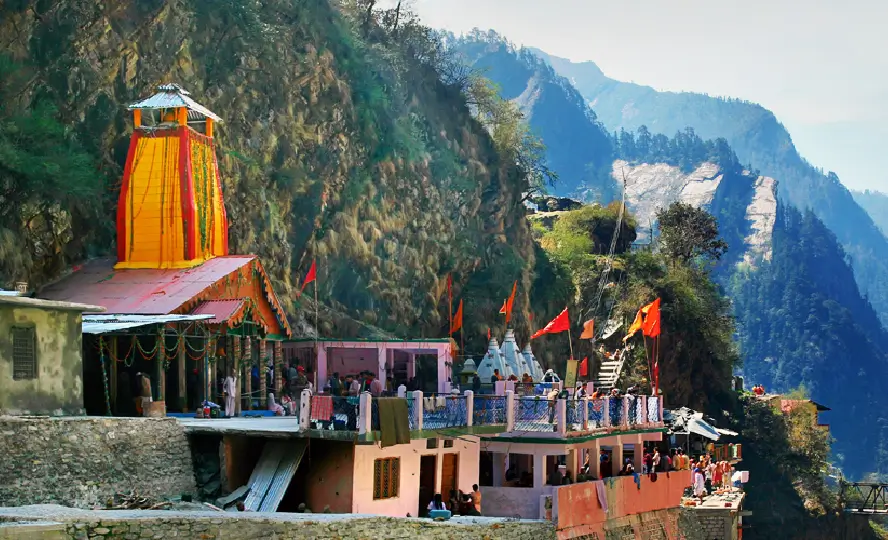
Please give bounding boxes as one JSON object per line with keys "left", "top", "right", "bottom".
{"left": 480, "top": 427, "right": 667, "bottom": 445}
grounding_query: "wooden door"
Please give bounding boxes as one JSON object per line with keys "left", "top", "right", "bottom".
{"left": 419, "top": 455, "right": 437, "bottom": 517}
{"left": 441, "top": 453, "right": 459, "bottom": 498}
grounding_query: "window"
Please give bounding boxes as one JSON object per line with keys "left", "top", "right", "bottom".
{"left": 426, "top": 438, "right": 438, "bottom": 449}
{"left": 373, "top": 457, "right": 400, "bottom": 500}
{"left": 443, "top": 439, "right": 454, "bottom": 448}
{"left": 12, "top": 326, "right": 36, "bottom": 380}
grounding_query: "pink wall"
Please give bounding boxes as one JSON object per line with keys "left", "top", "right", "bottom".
{"left": 351, "top": 437, "right": 480, "bottom": 517}
{"left": 304, "top": 440, "right": 354, "bottom": 514}
{"left": 555, "top": 470, "right": 691, "bottom": 539}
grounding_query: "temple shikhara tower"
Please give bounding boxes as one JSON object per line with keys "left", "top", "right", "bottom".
{"left": 116, "top": 83, "right": 228, "bottom": 269}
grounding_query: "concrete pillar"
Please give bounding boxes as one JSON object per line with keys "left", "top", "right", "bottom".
{"left": 359, "top": 392, "right": 372, "bottom": 434}
{"left": 231, "top": 336, "right": 241, "bottom": 416}
{"left": 316, "top": 344, "right": 327, "bottom": 392}
{"left": 590, "top": 440, "right": 601, "bottom": 479}
{"left": 505, "top": 390, "right": 515, "bottom": 432}
{"left": 407, "top": 353, "right": 416, "bottom": 379}
{"left": 566, "top": 447, "right": 577, "bottom": 482}
{"left": 505, "top": 380, "right": 515, "bottom": 394}
{"left": 633, "top": 434, "right": 645, "bottom": 473}
{"left": 397, "top": 385, "right": 407, "bottom": 398}
{"left": 612, "top": 436, "right": 624, "bottom": 472}
{"left": 582, "top": 397, "right": 590, "bottom": 431}
{"left": 299, "top": 389, "right": 312, "bottom": 431}
{"left": 557, "top": 399, "right": 567, "bottom": 435}
{"left": 603, "top": 398, "right": 610, "bottom": 428}
{"left": 493, "top": 452, "right": 507, "bottom": 487}
{"left": 640, "top": 396, "right": 648, "bottom": 425}
{"left": 533, "top": 452, "right": 546, "bottom": 488}
{"left": 439, "top": 343, "right": 451, "bottom": 394}
{"left": 465, "top": 390, "right": 474, "bottom": 427}
{"left": 412, "top": 390, "right": 423, "bottom": 431}
{"left": 377, "top": 345, "right": 386, "bottom": 381}
{"left": 621, "top": 397, "right": 629, "bottom": 428}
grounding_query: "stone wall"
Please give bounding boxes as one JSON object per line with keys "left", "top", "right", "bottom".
{"left": 0, "top": 417, "right": 196, "bottom": 508}
{"left": 693, "top": 509, "right": 736, "bottom": 540}
{"left": 0, "top": 507, "right": 555, "bottom": 540}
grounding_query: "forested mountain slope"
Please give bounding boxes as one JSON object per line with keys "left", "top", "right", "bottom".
{"left": 853, "top": 189, "right": 888, "bottom": 236}
{"left": 535, "top": 49, "right": 888, "bottom": 327}
{"left": 0, "top": 1, "right": 537, "bottom": 346}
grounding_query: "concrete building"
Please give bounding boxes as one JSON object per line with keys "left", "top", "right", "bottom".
{"left": 0, "top": 296, "right": 104, "bottom": 415}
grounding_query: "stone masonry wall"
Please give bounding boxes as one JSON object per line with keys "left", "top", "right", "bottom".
{"left": 0, "top": 417, "right": 196, "bottom": 508}
{"left": 0, "top": 507, "right": 555, "bottom": 540}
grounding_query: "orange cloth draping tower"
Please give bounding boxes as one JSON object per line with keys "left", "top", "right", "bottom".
{"left": 115, "top": 83, "right": 228, "bottom": 269}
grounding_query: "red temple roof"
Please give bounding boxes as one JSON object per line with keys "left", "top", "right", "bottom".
{"left": 40, "top": 256, "right": 291, "bottom": 337}
{"left": 191, "top": 299, "right": 247, "bottom": 326}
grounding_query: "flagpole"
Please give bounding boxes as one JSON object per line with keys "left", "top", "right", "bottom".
{"left": 567, "top": 325, "right": 574, "bottom": 361}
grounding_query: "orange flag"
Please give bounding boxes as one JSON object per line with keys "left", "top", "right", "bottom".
{"left": 623, "top": 300, "right": 654, "bottom": 342}
{"left": 505, "top": 280, "right": 518, "bottom": 323}
{"left": 579, "top": 319, "right": 595, "bottom": 339}
{"left": 642, "top": 298, "right": 661, "bottom": 337}
{"left": 450, "top": 300, "right": 463, "bottom": 335}
{"left": 530, "top": 308, "right": 569, "bottom": 339}
{"left": 499, "top": 299, "right": 508, "bottom": 314}
{"left": 300, "top": 260, "right": 317, "bottom": 292}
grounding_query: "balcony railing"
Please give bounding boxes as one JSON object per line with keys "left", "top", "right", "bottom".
{"left": 298, "top": 390, "right": 663, "bottom": 438}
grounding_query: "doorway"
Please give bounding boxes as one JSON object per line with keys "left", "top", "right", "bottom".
{"left": 441, "top": 453, "right": 459, "bottom": 499}
{"left": 419, "top": 455, "right": 436, "bottom": 517}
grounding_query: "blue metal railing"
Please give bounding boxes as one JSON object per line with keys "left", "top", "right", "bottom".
{"left": 423, "top": 395, "right": 468, "bottom": 429}
{"left": 473, "top": 395, "right": 507, "bottom": 425}
{"left": 514, "top": 397, "right": 556, "bottom": 432}
{"left": 647, "top": 396, "right": 660, "bottom": 423}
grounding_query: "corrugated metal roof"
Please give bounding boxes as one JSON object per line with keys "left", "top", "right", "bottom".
{"left": 259, "top": 440, "right": 307, "bottom": 512}
{"left": 128, "top": 83, "right": 222, "bottom": 122}
{"left": 82, "top": 314, "right": 214, "bottom": 334}
{"left": 191, "top": 299, "right": 246, "bottom": 325}
{"left": 39, "top": 257, "right": 257, "bottom": 314}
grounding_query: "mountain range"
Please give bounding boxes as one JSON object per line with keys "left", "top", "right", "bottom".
{"left": 451, "top": 30, "right": 888, "bottom": 479}
{"left": 532, "top": 48, "right": 888, "bottom": 330}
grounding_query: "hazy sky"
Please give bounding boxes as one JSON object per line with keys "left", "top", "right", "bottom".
{"left": 410, "top": 0, "right": 888, "bottom": 192}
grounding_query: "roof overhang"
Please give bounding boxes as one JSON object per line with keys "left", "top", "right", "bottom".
{"left": 82, "top": 314, "right": 214, "bottom": 334}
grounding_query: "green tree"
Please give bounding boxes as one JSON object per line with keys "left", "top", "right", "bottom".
{"left": 656, "top": 202, "right": 728, "bottom": 264}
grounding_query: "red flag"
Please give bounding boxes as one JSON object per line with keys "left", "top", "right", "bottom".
{"left": 530, "top": 308, "right": 570, "bottom": 339}
{"left": 579, "top": 356, "right": 588, "bottom": 377}
{"left": 450, "top": 300, "right": 463, "bottom": 335}
{"left": 300, "top": 260, "right": 317, "bottom": 292}
{"left": 642, "top": 298, "right": 661, "bottom": 337}
{"left": 487, "top": 327, "right": 491, "bottom": 340}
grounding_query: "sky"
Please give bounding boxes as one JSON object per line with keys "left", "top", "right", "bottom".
{"left": 409, "top": 0, "right": 888, "bottom": 192}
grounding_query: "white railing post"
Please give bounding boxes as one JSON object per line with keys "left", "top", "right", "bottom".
{"left": 412, "top": 390, "right": 424, "bottom": 431}
{"left": 464, "top": 390, "right": 474, "bottom": 427}
{"left": 557, "top": 399, "right": 567, "bottom": 435}
{"left": 397, "top": 384, "right": 407, "bottom": 398}
{"left": 621, "top": 397, "right": 630, "bottom": 428}
{"left": 641, "top": 396, "right": 648, "bottom": 426}
{"left": 299, "top": 389, "right": 312, "bottom": 431}
{"left": 358, "top": 391, "right": 372, "bottom": 434}
{"left": 505, "top": 390, "right": 515, "bottom": 432}
{"left": 583, "top": 398, "right": 590, "bottom": 430}
{"left": 658, "top": 396, "right": 664, "bottom": 425}
{"left": 603, "top": 398, "right": 611, "bottom": 428}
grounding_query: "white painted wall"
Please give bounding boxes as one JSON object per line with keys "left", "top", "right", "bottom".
{"left": 351, "top": 436, "right": 480, "bottom": 517}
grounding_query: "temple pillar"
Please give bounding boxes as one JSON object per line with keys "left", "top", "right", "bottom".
{"left": 155, "top": 332, "right": 165, "bottom": 402}
{"left": 633, "top": 434, "right": 645, "bottom": 473}
{"left": 232, "top": 336, "right": 242, "bottom": 416}
{"left": 377, "top": 346, "right": 386, "bottom": 381}
{"left": 178, "top": 336, "right": 187, "bottom": 411}
{"left": 566, "top": 447, "right": 578, "bottom": 482}
{"left": 612, "top": 436, "right": 624, "bottom": 474}
{"left": 407, "top": 353, "right": 416, "bottom": 379}
{"left": 243, "top": 336, "right": 252, "bottom": 411}
{"left": 590, "top": 440, "right": 601, "bottom": 479}
{"left": 259, "top": 339, "right": 268, "bottom": 407}
{"left": 274, "top": 341, "right": 283, "bottom": 394}
{"left": 317, "top": 344, "right": 328, "bottom": 391}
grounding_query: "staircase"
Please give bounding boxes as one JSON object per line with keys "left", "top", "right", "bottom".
{"left": 593, "top": 357, "right": 625, "bottom": 392}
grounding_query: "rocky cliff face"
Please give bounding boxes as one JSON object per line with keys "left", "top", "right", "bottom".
{"left": 0, "top": 1, "right": 537, "bottom": 342}
{"left": 614, "top": 160, "right": 776, "bottom": 263}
